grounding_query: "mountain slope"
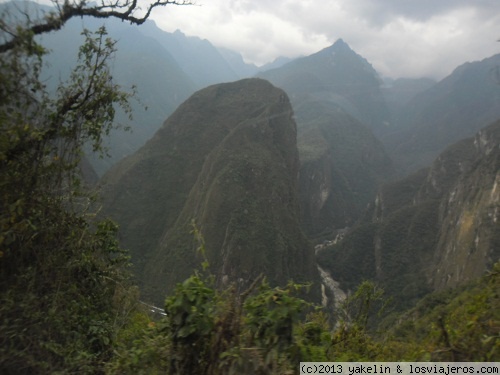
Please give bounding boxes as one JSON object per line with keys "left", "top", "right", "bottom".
{"left": 16, "top": 1, "right": 257, "bottom": 175}
{"left": 218, "top": 47, "right": 259, "bottom": 78}
{"left": 318, "top": 120, "right": 500, "bottom": 308}
{"left": 100, "top": 78, "right": 320, "bottom": 304}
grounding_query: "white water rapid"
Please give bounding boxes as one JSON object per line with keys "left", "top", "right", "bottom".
{"left": 317, "top": 265, "right": 347, "bottom": 310}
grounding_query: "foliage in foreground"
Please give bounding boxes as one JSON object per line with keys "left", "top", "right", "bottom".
{"left": 108, "top": 273, "right": 320, "bottom": 375}
{"left": 108, "top": 262, "right": 500, "bottom": 374}
{"left": 0, "top": 24, "right": 136, "bottom": 373}
{"left": 380, "top": 262, "right": 500, "bottom": 361}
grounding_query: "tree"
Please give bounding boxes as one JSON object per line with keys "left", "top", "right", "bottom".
{"left": 107, "top": 272, "right": 315, "bottom": 375}
{"left": 0, "top": 1, "right": 189, "bottom": 372}
{"left": 0, "top": 0, "right": 192, "bottom": 52}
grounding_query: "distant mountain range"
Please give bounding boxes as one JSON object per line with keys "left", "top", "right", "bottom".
{"left": 14, "top": 1, "right": 500, "bottom": 180}
{"left": 12, "top": 0, "right": 291, "bottom": 175}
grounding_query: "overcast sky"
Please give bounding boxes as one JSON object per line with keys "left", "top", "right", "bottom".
{"left": 150, "top": 0, "right": 500, "bottom": 80}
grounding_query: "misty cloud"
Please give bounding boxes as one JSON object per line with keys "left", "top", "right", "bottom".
{"left": 152, "top": 0, "right": 500, "bottom": 79}
{"left": 340, "top": 0, "right": 496, "bottom": 25}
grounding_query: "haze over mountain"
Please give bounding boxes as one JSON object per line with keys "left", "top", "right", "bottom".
{"left": 381, "top": 77, "right": 437, "bottom": 125}
{"left": 150, "top": 0, "right": 500, "bottom": 80}
{"left": 139, "top": 23, "right": 241, "bottom": 89}
{"left": 15, "top": 1, "right": 499, "bottom": 180}
{"left": 5, "top": 0, "right": 253, "bottom": 175}
{"left": 100, "top": 79, "right": 321, "bottom": 304}
{"left": 384, "top": 54, "right": 500, "bottom": 172}
{"left": 32, "top": 8, "right": 298, "bottom": 175}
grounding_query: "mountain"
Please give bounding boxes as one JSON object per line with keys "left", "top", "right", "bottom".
{"left": 258, "top": 39, "right": 392, "bottom": 137}
{"left": 35, "top": 11, "right": 275, "bottom": 176}
{"left": 255, "top": 39, "right": 396, "bottom": 237}
{"left": 140, "top": 24, "right": 241, "bottom": 88}
{"left": 100, "top": 78, "right": 321, "bottom": 304}
{"left": 317, "top": 119, "right": 500, "bottom": 309}
{"left": 385, "top": 54, "right": 500, "bottom": 172}
{"left": 217, "top": 47, "right": 259, "bottom": 78}
{"left": 296, "top": 100, "right": 395, "bottom": 239}
{"left": 259, "top": 56, "right": 296, "bottom": 72}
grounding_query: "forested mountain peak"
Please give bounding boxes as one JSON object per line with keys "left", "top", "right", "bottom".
{"left": 101, "top": 78, "right": 321, "bottom": 304}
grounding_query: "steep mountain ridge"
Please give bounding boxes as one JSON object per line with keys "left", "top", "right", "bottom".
{"left": 318, "top": 120, "right": 500, "bottom": 308}
{"left": 101, "top": 79, "right": 320, "bottom": 304}
{"left": 425, "top": 123, "right": 500, "bottom": 290}
{"left": 258, "top": 39, "right": 391, "bottom": 137}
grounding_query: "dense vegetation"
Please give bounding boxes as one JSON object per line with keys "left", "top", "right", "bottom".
{"left": 107, "top": 260, "right": 499, "bottom": 374}
{"left": 0, "top": 22, "right": 139, "bottom": 372}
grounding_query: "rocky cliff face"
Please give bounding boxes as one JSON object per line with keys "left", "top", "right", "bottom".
{"left": 426, "top": 123, "right": 500, "bottom": 290}
{"left": 318, "top": 120, "right": 500, "bottom": 308}
{"left": 101, "top": 78, "right": 320, "bottom": 304}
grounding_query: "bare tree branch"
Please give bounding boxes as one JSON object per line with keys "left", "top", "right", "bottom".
{"left": 0, "top": 0, "right": 194, "bottom": 53}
